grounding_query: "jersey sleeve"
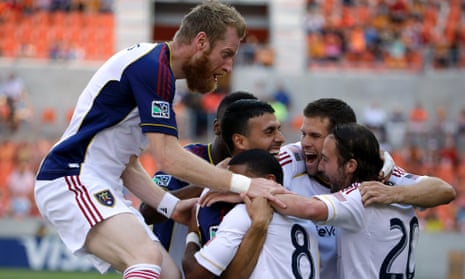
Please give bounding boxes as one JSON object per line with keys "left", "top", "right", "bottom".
{"left": 125, "top": 44, "right": 178, "bottom": 137}
{"left": 388, "top": 166, "right": 427, "bottom": 186}
{"left": 153, "top": 171, "right": 188, "bottom": 191}
{"left": 279, "top": 142, "right": 306, "bottom": 189}
{"left": 315, "top": 184, "right": 365, "bottom": 232}
{"left": 194, "top": 205, "right": 250, "bottom": 276}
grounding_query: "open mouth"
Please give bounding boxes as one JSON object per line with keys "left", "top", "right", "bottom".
{"left": 305, "top": 153, "right": 318, "bottom": 163}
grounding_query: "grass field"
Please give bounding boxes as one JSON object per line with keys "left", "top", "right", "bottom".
{"left": 0, "top": 268, "right": 121, "bottom": 279}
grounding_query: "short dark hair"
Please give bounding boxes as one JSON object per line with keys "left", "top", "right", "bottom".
{"left": 221, "top": 99, "right": 275, "bottom": 153}
{"left": 216, "top": 91, "right": 257, "bottom": 121}
{"left": 330, "top": 123, "right": 383, "bottom": 183}
{"left": 229, "top": 149, "right": 283, "bottom": 185}
{"left": 304, "top": 98, "right": 357, "bottom": 132}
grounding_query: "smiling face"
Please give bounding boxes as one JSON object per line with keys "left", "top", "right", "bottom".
{"left": 184, "top": 26, "right": 240, "bottom": 93}
{"left": 300, "top": 116, "right": 332, "bottom": 176}
{"left": 318, "top": 135, "right": 353, "bottom": 192}
{"left": 234, "top": 112, "right": 285, "bottom": 159}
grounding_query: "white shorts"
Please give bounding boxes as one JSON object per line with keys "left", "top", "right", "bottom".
{"left": 35, "top": 175, "right": 159, "bottom": 273}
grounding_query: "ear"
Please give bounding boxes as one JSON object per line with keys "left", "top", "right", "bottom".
{"left": 345, "top": 158, "right": 358, "bottom": 174}
{"left": 195, "top": 32, "right": 209, "bottom": 51}
{"left": 232, "top": 133, "right": 247, "bottom": 152}
{"left": 213, "top": 119, "right": 221, "bottom": 136}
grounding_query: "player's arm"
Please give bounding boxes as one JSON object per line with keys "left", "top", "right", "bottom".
{"left": 270, "top": 193, "right": 329, "bottom": 221}
{"left": 359, "top": 176, "right": 456, "bottom": 207}
{"left": 121, "top": 155, "right": 197, "bottom": 225}
{"left": 147, "top": 133, "right": 289, "bottom": 206}
{"left": 221, "top": 195, "right": 273, "bottom": 279}
{"left": 182, "top": 204, "right": 216, "bottom": 279}
{"left": 140, "top": 184, "right": 203, "bottom": 225}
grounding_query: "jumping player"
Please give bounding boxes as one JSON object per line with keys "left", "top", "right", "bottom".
{"left": 34, "top": 2, "right": 285, "bottom": 279}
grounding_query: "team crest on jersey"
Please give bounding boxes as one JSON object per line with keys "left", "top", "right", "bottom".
{"left": 151, "top": 101, "right": 170, "bottom": 119}
{"left": 94, "top": 190, "right": 115, "bottom": 207}
{"left": 154, "top": 174, "right": 172, "bottom": 187}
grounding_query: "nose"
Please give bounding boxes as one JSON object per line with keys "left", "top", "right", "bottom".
{"left": 223, "top": 58, "right": 234, "bottom": 73}
{"left": 276, "top": 130, "right": 285, "bottom": 144}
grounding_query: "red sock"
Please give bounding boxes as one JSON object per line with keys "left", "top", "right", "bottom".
{"left": 123, "top": 264, "right": 161, "bottom": 279}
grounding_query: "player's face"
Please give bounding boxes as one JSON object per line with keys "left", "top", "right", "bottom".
{"left": 318, "top": 136, "right": 351, "bottom": 193}
{"left": 184, "top": 27, "right": 240, "bottom": 94}
{"left": 236, "top": 113, "right": 285, "bottom": 158}
{"left": 300, "top": 116, "right": 331, "bottom": 176}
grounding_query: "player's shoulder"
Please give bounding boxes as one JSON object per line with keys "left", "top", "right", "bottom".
{"left": 183, "top": 143, "right": 209, "bottom": 158}
{"left": 279, "top": 141, "right": 304, "bottom": 167}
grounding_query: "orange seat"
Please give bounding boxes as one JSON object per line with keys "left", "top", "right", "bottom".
{"left": 41, "top": 108, "right": 57, "bottom": 124}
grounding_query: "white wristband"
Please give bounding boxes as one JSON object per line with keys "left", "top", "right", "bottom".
{"left": 186, "top": 232, "right": 201, "bottom": 247}
{"left": 156, "top": 192, "right": 180, "bottom": 219}
{"left": 230, "top": 173, "right": 251, "bottom": 193}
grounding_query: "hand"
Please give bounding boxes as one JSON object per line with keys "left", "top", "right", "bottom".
{"left": 359, "top": 181, "right": 398, "bottom": 206}
{"left": 247, "top": 178, "right": 291, "bottom": 208}
{"left": 171, "top": 197, "right": 199, "bottom": 226}
{"left": 199, "top": 190, "right": 242, "bottom": 207}
{"left": 139, "top": 202, "right": 167, "bottom": 225}
{"left": 379, "top": 151, "right": 394, "bottom": 182}
{"left": 242, "top": 193, "right": 273, "bottom": 228}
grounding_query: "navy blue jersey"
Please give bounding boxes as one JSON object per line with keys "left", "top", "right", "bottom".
{"left": 37, "top": 43, "right": 177, "bottom": 181}
{"left": 197, "top": 198, "right": 236, "bottom": 245}
{"left": 153, "top": 143, "right": 213, "bottom": 250}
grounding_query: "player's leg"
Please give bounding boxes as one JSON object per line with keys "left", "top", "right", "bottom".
{"left": 85, "top": 212, "right": 164, "bottom": 276}
{"left": 157, "top": 241, "right": 182, "bottom": 279}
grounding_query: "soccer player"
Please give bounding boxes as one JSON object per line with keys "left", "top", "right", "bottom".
{"left": 183, "top": 99, "right": 286, "bottom": 278}
{"left": 278, "top": 98, "right": 455, "bottom": 279}
{"left": 184, "top": 149, "right": 319, "bottom": 279}
{"left": 34, "top": 2, "right": 285, "bottom": 279}
{"left": 139, "top": 91, "right": 258, "bottom": 274}
{"left": 196, "top": 99, "right": 285, "bottom": 245}
{"left": 273, "top": 123, "right": 421, "bottom": 278}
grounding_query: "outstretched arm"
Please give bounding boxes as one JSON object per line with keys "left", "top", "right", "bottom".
{"left": 270, "top": 193, "right": 328, "bottom": 221}
{"left": 359, "top": 176, "right": 456, "bottom": 207}
{"left": 148, "top": 133, "right": 288, "bottom": 206}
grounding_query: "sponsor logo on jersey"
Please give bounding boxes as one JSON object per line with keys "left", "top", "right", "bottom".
{"left": 154, "top": 174, "right": 172, "bottom": 187}
{"left": 151, "top": 101, "right": 170, "bottom": 119}
{"left": 94, "top": 190, "right": 115, "bottom": 207}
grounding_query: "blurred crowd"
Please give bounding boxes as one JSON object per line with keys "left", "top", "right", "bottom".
{"left": 0, "top": 0, "right": 114, "bottom": 60}
{"left": 236, "top": 0, "right": 465, "bottom": 71}
{"left": 1, "top": 91, "right": 465, "bottom": 233}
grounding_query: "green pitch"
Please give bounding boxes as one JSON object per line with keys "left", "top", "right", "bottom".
{"left": 0, "top": 268, "right": 121, "bottom": 279}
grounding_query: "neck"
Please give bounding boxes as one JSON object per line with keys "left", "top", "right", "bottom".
{"left": 210, "top": 138, "right": 231, "bottom": 165}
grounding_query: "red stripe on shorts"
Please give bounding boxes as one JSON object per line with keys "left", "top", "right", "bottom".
{"left": 65, "top": 175, "right": 104, "bottom": 226}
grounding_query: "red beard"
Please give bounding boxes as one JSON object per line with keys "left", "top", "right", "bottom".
{"left": 183, "top": 51, "right": 217, "bottom": 94}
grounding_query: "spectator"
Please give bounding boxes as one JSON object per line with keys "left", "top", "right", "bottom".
{"left": 0, "top": 72, "right": 27, "bottom": 132}
{"left": 7, "top": 145, "right": 35, "bottom": 218}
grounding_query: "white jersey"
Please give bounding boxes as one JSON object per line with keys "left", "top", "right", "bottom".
{"left": 316, "top": 183, "right": 419, "bottom": 279}
{"left": 290, "top": 174, "right": 336, "bottom": 279}
{"left": 195, "top": 204, "right": 320, "bottom": 279}
{"left": 35, "top": 43, "right": 178, "bottom": 273}
{"left": 279, "top": 141, "right": 306, "bottom": 189}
